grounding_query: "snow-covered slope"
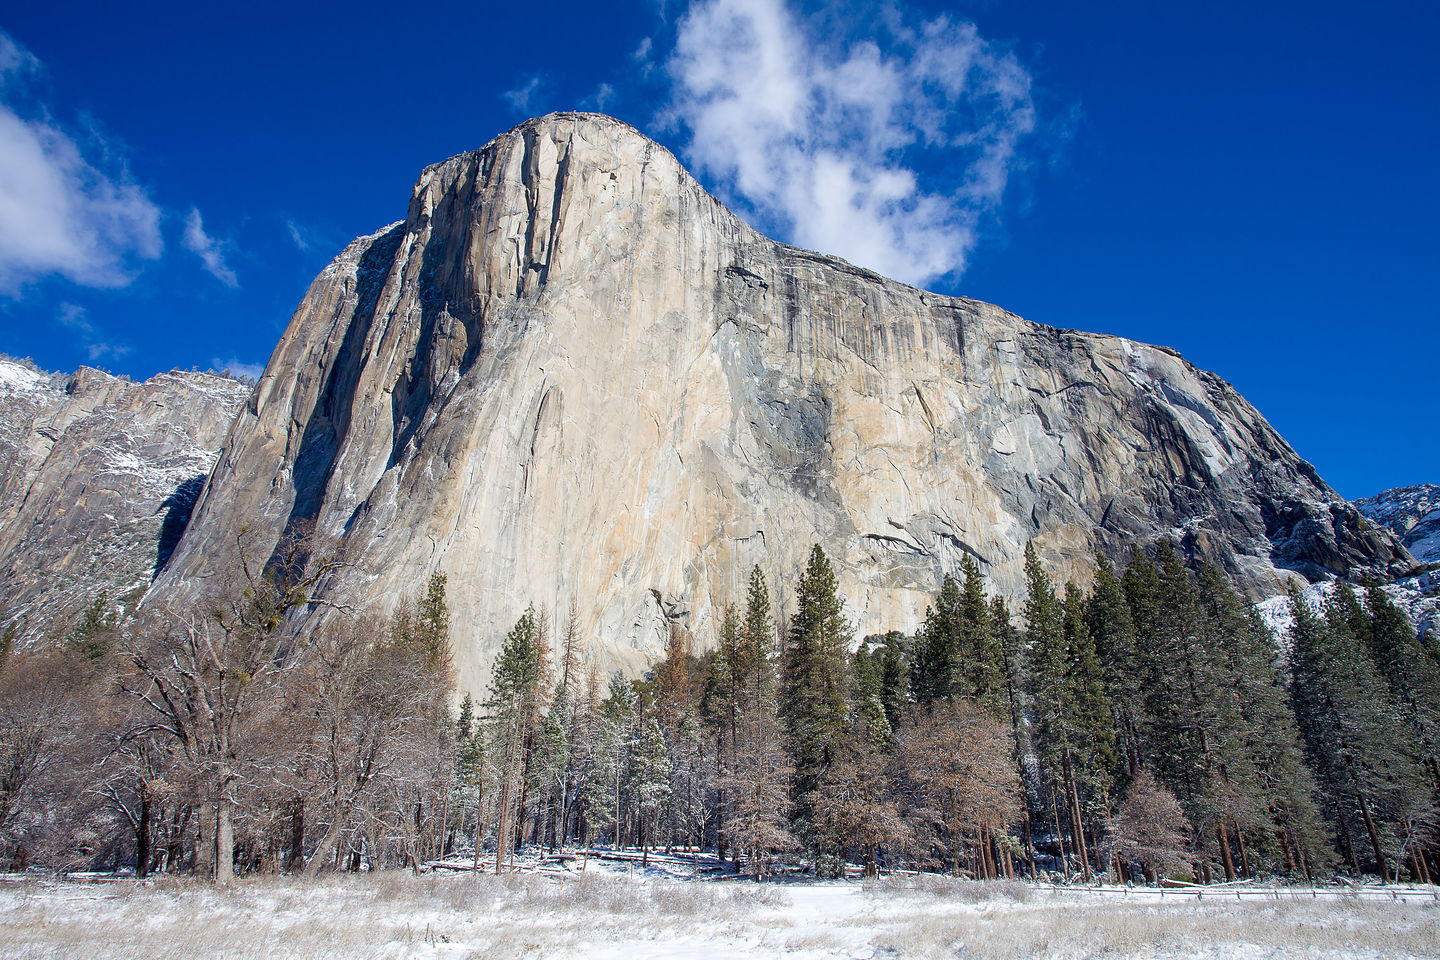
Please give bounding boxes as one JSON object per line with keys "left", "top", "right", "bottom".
{"left": 1256, "top": 571, "right": 1439, "bottom": 647}
{"left": 1355, "top": 484, "right": 1440, "bottom": 565}
{"left": 0, "top": 355, "right": 250, "bottom": 640}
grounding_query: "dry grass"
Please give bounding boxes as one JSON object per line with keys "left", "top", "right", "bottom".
{"left": 0, "top": 870, "right": 789, "bottom": 960}
{"left": 873, "top": 896, "right": 1440, "bottom": 960}
{"left": 865, "top": 872, "right": 1033, "bottom": 903}
{"left": 0, "top": 872, "right": 1434, "bottom": 959}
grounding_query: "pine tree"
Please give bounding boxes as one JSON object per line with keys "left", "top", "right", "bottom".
{"left": 415, "top": 572, "right": 450, "bottom": 666}
{"left": 1289, "top": 583, "right": 1426, "bottom": 880}
{"left": 531, "top": 686, "right": 572, "bottom": 850}
{"left": 876, "top": 634, "right": 909, "bottom": 732}
{"left": 851, "top": 645, "right": 892, "bottom": 750}
{"left": 483, "top": 606, "right": 547, "bottom": 871}
{"left": 782, "top": 545, "right": 851, "bottom": 851}
{"left": 629, "top": 713, "right": 671, "bottom": 864}
{"left": 1363, "top": 583, "right": 1440, "bottom": 789}
{"left": 703, "top": 606, "right": 744, "bottom": 862}
{"left": 67, "top": 594, "right": 113, "bottom": 662}
{"left": 1088, "top": 552, "right": 1145, "bottom": 778}
{"left": 913, "top": 573, "right": 962, "bottom": 706}
{"left": 1022, "top": 543, "right": 1074, "bottom": 874}
{"left": 992, "top": 592, "right": 1040, "bottom": 875}
{"left": 585, "top": 673, "right": 636, "bottom": 849}
{"left": 1193, "top": 562, "right": 1328, "bottom": 879}
{"left": 716, "top": 567, "right": 795, "bottom": 878}
{"left": 957, "top": 555, "right": 1006, "bottom": 713}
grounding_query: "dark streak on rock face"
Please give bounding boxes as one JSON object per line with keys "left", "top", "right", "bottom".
{"left": 154, "top": 474, "right": 208, "bottom": 577}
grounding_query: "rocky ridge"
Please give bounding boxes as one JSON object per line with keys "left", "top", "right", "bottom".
{"left": 0, "top": 355, "right": 250, "bottom": 639}
{"left": 1355, "top": 484, "right": 1440, "bottom": 565}
{"left": 147, "top": 113, "right": 1414, "bottom": 694}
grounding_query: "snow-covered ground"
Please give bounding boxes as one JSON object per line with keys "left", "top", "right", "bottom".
{"left": 1, "top": 864, "right": 1435, "bottom": 959}
{"left": 1257, "top": 574, "right": 1440, "bottom": 647}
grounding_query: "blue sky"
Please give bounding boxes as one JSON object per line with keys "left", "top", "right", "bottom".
{"left": 0, "top": 1, "right": 1434, "bottom": 499}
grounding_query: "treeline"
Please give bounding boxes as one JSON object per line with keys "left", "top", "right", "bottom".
{"left": 451, "top": 542, "right": 1439, "bottom": 884}
{"left": 2, "top": 536, "right": 1437, "bottom": 885}
{"left": 0, "top": 535, "right": 454, "bottom": 881}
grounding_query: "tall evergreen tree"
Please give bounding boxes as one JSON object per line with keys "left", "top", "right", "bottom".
{"left": 913, "top": 573, "right": 962, "bottom": 706}
{"left": 957, "top": 555, "right": 1006, "bottom": 713}
{"left": 1289, "top": 583, "right": 1427, "bottom": 880}
{"left": 1193, "top": 562, "right": 1328, "bottom": 879}
{"left": 629, "top": 713, "right": 671, "bottom": 863}
{"left": 483, "top": 606, "right": 547, "bottom": 871}
{"left": 1363, "top": 583, "right": 1440, "bottom": 791}
{"left": 782, "top": 545, "right": 851, "bottom": 849}
{"left": 585, "top": 673, "right": 636, "bottom": 849}
{"left": 1023, "top": 543, "right": 1104, "bottom": 877}
{"left": 1088, "top": 552, "right": 1145, "bottom": 778}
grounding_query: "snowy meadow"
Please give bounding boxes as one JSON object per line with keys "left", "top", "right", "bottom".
{"left": 2, "top": 866, "right": 1436, "bottom": 960}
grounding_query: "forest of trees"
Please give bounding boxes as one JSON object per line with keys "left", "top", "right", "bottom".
{"left": 1, "top": 533, "right": 1437, "bottom": 886}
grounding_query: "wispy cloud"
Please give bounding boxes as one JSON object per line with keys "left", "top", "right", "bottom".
{"left": 211, "top": 356, "right": 264, "bottom": 381}
{"left": 0, "top": 29, "right": 39, "bottom": 80}
{"left": 583, "top": 82, "right": 616, "bottom": 112}
{"left": 663, "top": 0, "right": 1036, "bottom": 288}
{"left": 182, "top": 207, "right": 238, "bottom": 287}
{"left": 502, "top": 75, "right": 543, "bottom": 114}
{"left": 285, "top": 218, "right": 313, "bottom": 252}
{"left": 0, "top": 31, "right": 163, "bottom": 294}
{"left": 56, "top": 302, "right": 130, "bottom": 362}
{"left": 633, "top": 36, "right": 655, "bottom": 76}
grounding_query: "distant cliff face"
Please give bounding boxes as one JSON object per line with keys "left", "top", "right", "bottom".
{"left": 0, "top": 357, "right": 249, "bottom": 639}
{"left": 152, "top": 113, "right": 1412, "bottom": 694}
{"left": 1356, "top": 484, "right": 1440, "bottom": 565}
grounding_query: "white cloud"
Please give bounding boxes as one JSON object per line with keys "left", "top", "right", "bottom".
{"left": 0, "top": 31, "right": 163, "bottom": 294}
{"left": 182, "top": 207, "right": 238, "bottom": 287}
{"left": 0, "top": 30, "right": 40, "bottom": 81}
{"left": 584, "top": 82, "right": 616, "bottom": 112}
{"left": 56, "top": 302, "right": 130, "bottom": 362}
{"left": 502, "top": 75, "right": 543, "bottom": 114}
{"left": 211, "top": 356, "right": 264, "bottom": 382}
{"left": 633, "top": 36, "right": 655, "bottom": 76}
{"left": 665, "top": 0, "right": 1035, "bottom": 288}
{"left": 285, "top": 218, "right": 312, "bottom": 252}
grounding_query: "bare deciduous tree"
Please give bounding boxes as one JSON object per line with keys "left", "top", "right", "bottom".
{"left": 1103, "top": 769, "right": 1193, "bottom": 882}
{"left": 896, "top": 700, "right": 1022, "bottom": 878}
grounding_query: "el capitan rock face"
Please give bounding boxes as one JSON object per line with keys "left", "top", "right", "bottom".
{"left": 150, "top": 113, "right": 1413, "bottom": 694}
{"left": 0, "top": 357, "right": 250, "bottom": 638}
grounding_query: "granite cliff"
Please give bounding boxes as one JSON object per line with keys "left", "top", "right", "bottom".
{"left": 1356, "top": 484, "right": 1440, "bottom": 565}
{"left": 147, "top": 113, "right": 1412, "bottom": 693}
{"left": 0, "top": 356, "right": 249, "bottom": 639}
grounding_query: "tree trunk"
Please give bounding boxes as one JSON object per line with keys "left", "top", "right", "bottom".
{"left": 1217, "top": 820, "right": 1236, "bottom": 882}
{"left": 195, "top": 799, "right": 215, "bottom": 878}
{"left": 438, "top": 778, "right": 450, "bottom": 860}
{"left": 215, "top": 791, "right": 235, "bottom": 884}
{"left": 1023, "top": 808, "right": 1038, "bottom": 877}
{"left": 1336, "top": 800, "right": 1361, "bottom": 874}
{"left": 472, "top": 779, "right": 485, "bottom": 872}
{"left": 496, "top": 769, "right": 513, "bottom": 874}
{"left": 1356, "top": 793, "right": 1391, "bottom": 883}
{"left": 1051, "top": 794, "right": 1067, "bottom": 874}
{"left": 288, "top": 798, "right": 305, "bottom": 873}
{"left": 304, "top": 802, "right": 353, "bottom": 878}
{"left": 1061, "top": 752, "right": 1090, "bottom": 880}
{"left": 1280, "top": 827, "right": 1297, "bottom": 876}
{"left": 134, "top": 788, "right": 151, "bottom": 880}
